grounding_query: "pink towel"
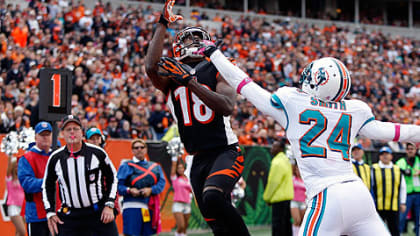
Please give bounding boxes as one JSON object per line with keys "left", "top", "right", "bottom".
{"left": 148, "top": 194, "right": 161, "bottom": 234}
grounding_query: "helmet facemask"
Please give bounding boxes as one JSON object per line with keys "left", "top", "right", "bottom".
{"left": 173, "top": 27, "right": 211, "bottom": 61}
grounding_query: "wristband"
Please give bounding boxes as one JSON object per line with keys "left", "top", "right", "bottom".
{"left": 236, "top": 77, "right": 252, "bottom": 94}
{"left": 171, "top": 156, "right": 177, "bottom": 162}
{"left": 159, "top": 14, "right": 169, "bottom": 28}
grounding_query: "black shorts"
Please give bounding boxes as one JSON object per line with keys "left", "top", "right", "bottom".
{"left": 190, "top": 144, "right": 244, "bottom": 195}
{"left": 27, "top": 221, "right": 50, "bottom": 236}
{"left": 57, "top": 207, "right": 118, "bottom": 236}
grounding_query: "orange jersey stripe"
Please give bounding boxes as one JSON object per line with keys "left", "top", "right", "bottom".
{"left": 308, "top": 191, "right": 324, "bottom": 235}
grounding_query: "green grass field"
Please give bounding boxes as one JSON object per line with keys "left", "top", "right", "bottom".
{"left": 159, "top": 222, "right": 417, "bottom": 236}
{"left": 159, "top": 225, "right": 271, "bottom": 236}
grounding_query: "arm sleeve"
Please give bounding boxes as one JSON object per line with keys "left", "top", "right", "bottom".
{"left": 17, "top": 157, "right": 43, "bottom": 193}
{"left": 209, "top": 50, "right": 287, "bottom": 127}
{"left": 42, "top": 154, "right": 58, "bottom": 215}
{"left": 359, "top": 120, "right": 420, "bottom": 142}
{"left": 116, "top": 163, "right": 132, "bottom": 197}
{"left": 151, "top": 165, "right": 166, "bottom": 195}
{"left": 210, "top": 50, "right": 251, "bottom": 91}
{"left": 241, "top": 83, "right": 288, "bottom": 127}
{"left": 400, "top": 175, "right": 406, "bottom": 204}
{"left": 100, "top": 151, "right": 118, "bottom": 203}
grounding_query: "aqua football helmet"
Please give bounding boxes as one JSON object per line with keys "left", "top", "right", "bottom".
{"left": 300, "top": 57, "right": 351, "bottom": 102}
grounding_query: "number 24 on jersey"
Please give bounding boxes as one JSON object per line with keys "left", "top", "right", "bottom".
{"left": 299, "top": 109, "right": 352, "bottom": 161}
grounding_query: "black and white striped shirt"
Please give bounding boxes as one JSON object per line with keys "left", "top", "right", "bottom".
{"left": 42, "top": 142, "right": 117, "bottom": 218}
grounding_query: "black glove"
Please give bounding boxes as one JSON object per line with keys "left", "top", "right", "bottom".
{"left": 158, "top": 57, "right": 194, "bottom": 86}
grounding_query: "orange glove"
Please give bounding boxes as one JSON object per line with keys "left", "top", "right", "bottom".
{"left": 158, "top": 57, "right": 194, "bottom": 86}
{"left": 161, "top": 0, "right": 183, "bottom": 25}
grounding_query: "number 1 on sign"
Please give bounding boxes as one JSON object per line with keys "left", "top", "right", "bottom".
{"left": 51, "top": 74, "right": 61, "bottom": 107}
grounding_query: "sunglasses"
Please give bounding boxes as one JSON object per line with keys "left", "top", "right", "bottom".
{"left": 133, "top": 146, "right": 146, "bottom": 150}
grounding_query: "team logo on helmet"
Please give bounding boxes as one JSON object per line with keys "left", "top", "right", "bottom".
{"left": 300, "top": 57, "right": 351, "bottom": 102}
{"left": 314, "top": 67, "right": 329, "bottom": 86}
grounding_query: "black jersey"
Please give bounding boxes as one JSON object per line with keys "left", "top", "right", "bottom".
{"left": 166, "top": 59, "right": 238, "bottom": 153}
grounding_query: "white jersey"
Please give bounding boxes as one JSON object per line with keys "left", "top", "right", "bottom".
{"left": 272, "top": 87, "right": 374, "bottom": 201}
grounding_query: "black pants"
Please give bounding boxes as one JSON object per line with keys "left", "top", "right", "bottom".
{"left": 27, "top": 221, "right": 51, "bottom": 236}
{"left": 190, "top": 145, "right": 250, "bottom": 236}
{"left": 272, "top": 201, "right": 292, "bottom": 236}
{"left": 57, "top": 207, "right": 118, "bottom": 236}
{"left": 378, "top": 210, "right": 399, "bottom": 236}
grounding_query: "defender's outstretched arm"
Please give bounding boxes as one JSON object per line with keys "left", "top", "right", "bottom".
{"left": 359, "top": 120, "right": 420, "bottom": 142}
{"left": 209, "top": 50, "right": 287, "bottom": 126}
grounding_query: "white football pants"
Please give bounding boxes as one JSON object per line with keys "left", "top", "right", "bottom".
{"left": 299, "top": 180, "right": 390, "bottom": 236}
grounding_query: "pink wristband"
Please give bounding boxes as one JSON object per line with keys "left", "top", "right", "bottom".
{"left": 393, "top": 124, "right": 401, "bottom": 141}
{"left": 236, "top": 77, "right": 252, "bottom": 94}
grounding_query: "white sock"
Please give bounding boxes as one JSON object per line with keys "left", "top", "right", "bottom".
{"left": 175, "top": 232, "right": 181, "bottom": 236}
{"left": 293, "top": 225, "right": 300, "bottom": 236}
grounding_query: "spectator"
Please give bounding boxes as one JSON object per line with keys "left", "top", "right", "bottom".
{"left": 117, "top": 139, "right": 166, "bottom": 236}
{"left": 13, "top": 105, "right": 29, "bottom": 132}
{"left": 107, "top": 117, "right": 120, "bottom": 138}
{"left": 396, "top": 142, "right": 420, "bottom": 235}
{"left": 6, "top": 62, "right": 23, "bottom": 85}
{"left": 86, "top": 127, "right": 105, "bottom": 147}
{"left": 371, "top": 147, "right": 407, "bottom": 236}
{"left": 351, "top": 143, "right": 371, "bottom": 190}
{"left": 118, "top": 120, "right": 131, "bottom": 139}
{"left": 290, "top": 162, "right": 306, "bottom": 236}
{"left": 148, "top": 103, "right": 168, "bottom": 140}
{"left": 263, "top": 139, "right": 293, "bottom": 236}
{"left": 42, "top": 115, "right": 118, "bottom": 236}
{"left": 170, "top": 155, "right": 192, "bottom": 236}
{"left": 6, "top": 155, "right": 25, "bottom": 236}
{"left": 79, "top": 10, "right": 93, "bottom": 31}
{"left": 0, "top": 107, "right": 14, "bottom": 133}
{"left": 1, "top": 50, "right": 13, "bottom": 72}
{"left": 26, "top": 88, "right": 39, "bottom": 127}
{"left": 17, "top": 121, "right": 52, "bottom": 236}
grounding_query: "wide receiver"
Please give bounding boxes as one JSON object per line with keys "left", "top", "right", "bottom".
{"left": 160, "top": 44, "right": 420, "bottom": 235}
{"left": 145, "top": 0, "right": 250, "bottom": 235}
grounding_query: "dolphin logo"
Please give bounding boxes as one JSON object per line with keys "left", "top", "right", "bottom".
{"left": 315, "top": 67, "right": 329, "bottom": 86}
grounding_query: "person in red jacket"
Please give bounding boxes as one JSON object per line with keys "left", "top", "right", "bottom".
{"left": 17, "top": 121, "right": 52, "bottom": 236}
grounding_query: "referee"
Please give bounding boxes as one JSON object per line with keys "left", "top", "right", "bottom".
{"left": 42, "top": 115, "right": 118, "bottom": 236}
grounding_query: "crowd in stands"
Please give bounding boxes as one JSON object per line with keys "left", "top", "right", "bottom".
{"left": 171, "top": 0, "right": 419, "bottom": 27}
{"left": 0, "top": 0, "right": 419, "bottom": 150}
